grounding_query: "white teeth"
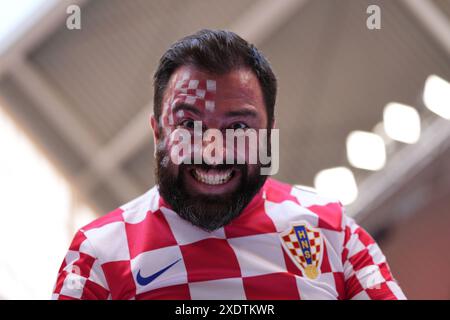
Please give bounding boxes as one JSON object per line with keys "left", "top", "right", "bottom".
{"left": 193, "top": 168, "right": 233, "bottom": 185}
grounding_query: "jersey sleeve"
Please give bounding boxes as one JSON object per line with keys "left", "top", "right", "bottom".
{"left": 341, "top": 213, "right": 406, "bottom": 300}
{"left": 52, "top": 230, "right": 110, "bottom": 300}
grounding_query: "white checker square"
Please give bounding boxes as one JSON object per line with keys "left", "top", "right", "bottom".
{"left": 188, "top": 79, "right": 199, "bottom": 89}
{"left": 367, "top": 243, "right": 386, "bottom": 265}
{"left": 88, "top": 259, "right": 108, "bottom": 289}
{"left": 185, "top": 95, "right": 197, "bottom": 105}
{"left": 205, "top": 100, "right": 215, "bottom": 112}
{"left": 131, "top": 245, "right": 187, "bottom": 295}
{"left": 352, "top": 290, "right": 371, "bottom": 300}
{"left": 345, "top": 233, "right": 366, "bottom": 258}
{"left": 161, "top": 207, "right": 226, "bottom": 245}
{"left": 79, "top": 237, "right": 96, "bottom": 257}
{"left": 343, "top": 259, "right": 355, "bottom": 281}
{"left": 175, "top": 79, "right": 185, "bottom": 89}
{"left": 84, "top": 222, "right": 130, "bottom": 263}
{"left": 65, "top": 250, "right": 80, "bottom": 266}
{"left": 195, "top": 89, "right": 206, "bottom": 98}
{"left": 121, "top": 189, "right": 155, "bottom": 224}
{"left": 60, "top": 273, "right": 86, "bottom": 299}
{"left": 321, "top": 231, "right": 344, "bottom": 272}
{"left": 291, "top": 187, "right": 336, "bottom": 207}
{"left": 228, "top": 233, "right": 287, "bottom": 277}
{"left": 189, "top": 278, "right": 246, "bottom": 299}
{"left": 264, "top": 200, "right": 319, "bottom": 233}
{"left": 295, "top": 275, "right": 338, "bottom": 300}
{"left": 356, "top": 265, "right": 384, "bottom": 290}
{"left": 206, "top": 79, "right": 216, "bottom": 91}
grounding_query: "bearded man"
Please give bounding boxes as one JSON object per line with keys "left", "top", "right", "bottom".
{"left": 52, "top": 29, "right": 405, "bottom": 300}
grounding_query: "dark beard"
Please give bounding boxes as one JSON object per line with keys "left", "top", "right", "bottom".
{"left": 155, "top": 149, "right": 268, "bottom": 232}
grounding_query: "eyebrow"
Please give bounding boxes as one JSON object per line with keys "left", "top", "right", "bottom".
{"left": 171, "top": 103, "right": 202, "bottom": 116}
{"left": 172, "top": 102, "right": 258, "bottom": 118}
{"left": 225, "top": 108, "right": 258, "bottom": 118}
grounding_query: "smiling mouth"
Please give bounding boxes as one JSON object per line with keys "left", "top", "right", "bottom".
{"left": 191, "top": 167, "right": 235, "bottom": 185}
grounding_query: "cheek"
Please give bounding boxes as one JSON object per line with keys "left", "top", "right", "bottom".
{"left": 224, "top": 133, "right": 262, "bottom": 164}
{"left": 166, "top": 128, "right": 195, "bottom": 165}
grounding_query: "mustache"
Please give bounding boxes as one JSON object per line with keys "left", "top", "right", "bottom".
{"left": 182, "top": 162, "right": 247, "bottom": 171}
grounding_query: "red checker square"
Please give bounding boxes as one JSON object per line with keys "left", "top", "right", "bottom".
{"left": 224, "top": 205, "right": 277, "bottom": 238}
{"left": 319, "top": 243, "right": 332, "bottom": 273}
{"left": 355, "top": 227, "right": 375, "bottom": 247}
{"left": 309, "top": 202, "right": 343, "bottom": 231}
{"left": 349, "top": 249, "right": 375, "bottom": 272}
{"left": 264, "top": 179, "right": 300, "bottom": 204}
{"left": 203, "top": 91, "right": 216, "bottom": 100}
{"left": 345, "top": 274, "right": 364, "bottom": 299}
{"left": 333, "top": 272, "right": 346, "bottom": 300}
{"left": 102, "top": 260, "right": 136, "bottom": 300}
{"left": 58, "top": 294, "right": 78, "bottom": 300}
{"left": 366, "top": 282, "right": 397, "bottom": 300}
{"left": 136, "top": 284, "right": 191, "bottom": 300}
{"left": 180, "top": 238, "right": 241, "bottom": 282}
{"left": 53, "top": 271, "right": 68, "bottom": 294}
{"left": 81, "top": 279, "right": 110, "bottom": 300}
{"left": 73, "top": 252, "right": 96, "bottom": 278}
{"left": 58, "top": 260, "right": 67, "bottom": 274}
{"left": 282, "top": 249, "right": 303, "bottom": 277}
{"left": 196, "top": 100, "right": 205, "bottom": 109}
{"left": 125, "top": 210, "right": 178, "bottom": 259}
{"left": 378, "top": 262, "right": 394, "bottom": 282}
{"left": 69, "top": 231, "right": 87, "bottom": 251}
{"left": 342, "top": 247, "right": 349, "bottom": 262}
{"left": 243, "top": 273, "right": 300, "bottom": 300}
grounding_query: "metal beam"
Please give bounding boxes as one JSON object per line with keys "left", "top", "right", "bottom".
{"left": 74, "top": 105, "right": 151, "bottom": 191}
{"left": 12, "top": 60, "right": 141, "bottom": 203}
{"left": 400, "top": 0, "right": 450, "bottom": 57}
{"left": 230, "top": 0, "right": 310, "bottom": 46}
{"left": 348, "top": 116, "right": 450, "bottom": 222}
{"left": 0, "top": 0, "right": 89, "bottom": 77}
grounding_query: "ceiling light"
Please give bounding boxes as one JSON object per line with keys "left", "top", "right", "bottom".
{"left": 383, "top": 103, "right": 421, "bottom": 144}
{"left": 314, "top": 167, "right": 358, "bottom": 205}
{"left": 423, "top": 75, "right": 450, "bottom": 119}
{"left": 346, "top": 131, "right": 386, "bottom": 171}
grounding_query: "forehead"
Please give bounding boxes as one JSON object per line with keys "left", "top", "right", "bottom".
{"left": 164, "top": 65, "right": 265, "bottom": 108}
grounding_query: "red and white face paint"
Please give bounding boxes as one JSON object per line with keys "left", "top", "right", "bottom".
{"left": 160, "top": 73, "right": 217, "bottom": 128}
{"left": 155, "top": 66, "right": 278, "bottom": 175}
{"left": 158, "top": 70, "right": 218, "bottom": 166}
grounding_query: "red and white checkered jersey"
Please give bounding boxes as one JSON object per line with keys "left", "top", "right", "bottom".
{"left": 52, "top": 178, "right": 406, "bottom": 300}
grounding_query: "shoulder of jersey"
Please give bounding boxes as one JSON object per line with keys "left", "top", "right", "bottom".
{"left": 265, "top": 179, "right": 345, "bottom": 231}
{"left": 80, "top": 186, "right": 160, "bottom": 232}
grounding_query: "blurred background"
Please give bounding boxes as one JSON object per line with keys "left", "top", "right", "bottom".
{"left": 0, "top": 0, "right": 449, "bottom": 299}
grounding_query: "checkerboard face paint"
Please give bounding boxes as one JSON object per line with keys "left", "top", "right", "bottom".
{"left": 158, "top": 69, "right": 219, "bottom": 166}
{"left": 159, "top": 71, "right": 217, "bottom": 131}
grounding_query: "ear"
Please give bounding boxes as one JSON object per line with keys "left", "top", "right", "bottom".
{"left": 150, "top": 114, "right": 160, "bottom": 156}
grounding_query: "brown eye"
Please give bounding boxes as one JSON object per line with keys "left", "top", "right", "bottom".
{"left": 179, "top": 119, "right": 195, "bottom": 129}
{"left": 230, "top": 122, "right": 249, "bottom": 130}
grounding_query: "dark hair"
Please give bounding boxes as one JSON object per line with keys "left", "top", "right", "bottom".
{"left": 153, "top": 29, "right": 277, "bottom": 127}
